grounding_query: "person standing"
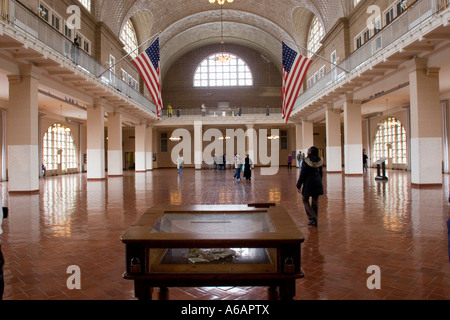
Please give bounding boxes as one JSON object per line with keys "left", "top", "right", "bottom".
{"left": 71, "top": 36, "right": 80, "bottom": 65}
{"left": 233, "top": 154, "right": 242, "bottom": 181}
{"left": 201, "top": 104, "right": 207, "bottom": 117}
{"left": 243, "top": 154, "right": 252, "bottom": 181}
{"left": 213, "top": 154, "right": 218, "bottom": 171}
{"left": 297, "top": 152, "right": 302, "bottom": 169}
{"left": 296, "top": 147, "right": 324, "bottom": 227}
{"left": 363, "top": 149, "right": 368, "bottom": 171}
{"left": 167, "top": 104, "right": 173, "bottom": 118}
{"left": 177, "top": 154, "right": 184, "bottom": 174}
{"left": 288, "top": 154, "right": 293, "bottom": 169}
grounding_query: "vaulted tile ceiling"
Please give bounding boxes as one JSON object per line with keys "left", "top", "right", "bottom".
{"left": 93, "top": 0, "right": 351, "bottom": 76}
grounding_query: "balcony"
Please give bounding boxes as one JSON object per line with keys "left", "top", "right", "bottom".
{"left": 0, "top": 0, "right": 157, "bottom": 120}
{"left": 294, "top": 0, "right": 450, "bottom": 115}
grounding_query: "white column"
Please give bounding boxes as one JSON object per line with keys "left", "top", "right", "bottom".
{"left": 246, "top": 124, "right": 256, "bottom": 165}
{"left": 146, "top": 125, "right": 153, "bottom": 171}
{"left": 408, "top": 58, "right": 442, "bottom": 185}
{"left": 87, "top": 103, "right": 105, "bottom": 180}
{"left": 135, "top": 123, "right": 147, "bottom": 172}
{"left": 295, "top": 123, "right": 302, "bottom": 167}
{"left": 343, "top": 97, "right": 363, "bottom": 175}
{"left": 194, "top": 121, "right": 203, "bottom": 169}
{"left": 107, "top": 111, "right": 123, "bottom": 176}
{"left": 302, "top": 119, "right": 314, "bottom": 154}
{"left": 326, "top": 107, "right": 342, "bottom": 172}
{"left": 7, "top": 65, "right": 40, "bottom": 193}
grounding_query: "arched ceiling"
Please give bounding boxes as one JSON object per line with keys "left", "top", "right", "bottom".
{"left": 93, "top": 0, "right": 350, "bottom": 77}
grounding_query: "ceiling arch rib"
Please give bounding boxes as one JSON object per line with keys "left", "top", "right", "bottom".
{"left": 96, "top": 0, "right": 346, "bottom": 39}
{"left": 95, "top": 0, "right": 347, "bottom": 79}
{"left": 161, "top": 21, "right": 285, "bottom": 81}
{"left": 128, "top": 10, "right": 154, "bottom": 51}
{"left": 292, "top": 7, "right": 316, "bottom": 56}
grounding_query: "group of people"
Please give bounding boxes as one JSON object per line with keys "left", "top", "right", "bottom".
{"left": 213, "top": 155, "right": 227, "bottom": 171}
{"left": 233, "top": 154, "right": 252, "bottom": 181}
{"left": 288, "top": 152, "right": 306, "bottom": 169}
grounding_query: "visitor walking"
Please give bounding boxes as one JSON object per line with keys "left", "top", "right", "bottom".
{"left": 296, "top": 147, "right": 324, "bottom": 227}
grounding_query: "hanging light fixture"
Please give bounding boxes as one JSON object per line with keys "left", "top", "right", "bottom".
{"left": 209, "top": 0, "right": 234, "bottom": 5}
{"left": 213, "top": 0, "right": 233, "bottom": 63}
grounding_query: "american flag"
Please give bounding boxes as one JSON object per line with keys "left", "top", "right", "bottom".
{"left": 282, "top": 42, "right": 312, "bottom": 124}
{"left": 132, "top": 37, "right": 163, "bottom": 118}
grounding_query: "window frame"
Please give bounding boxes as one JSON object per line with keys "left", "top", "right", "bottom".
{"left": 38, "top": 1, "right": 50, "bottom": 23}
{"left": 43, "top": 124, "right": 78, "bottom": 171}
{"left": 51, "top": 10, "right": 62, "bottom": 32}
{"left": 373, "top": 117, "right": 408, "bottom": 166}
{"left": 120, "top": 20, "right": 139, "bottom": 59}
{"left": 307, "top": 16, "right": 325, "bottom": 59}
{"left": 77, "top": 0, "right": 91, "bottom": 12}
{"left": 193, "top": 53, "right": 253, "bottom": 88}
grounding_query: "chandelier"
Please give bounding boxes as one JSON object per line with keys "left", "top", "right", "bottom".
{"left": 213, "top": 0, "right": 233, "bottom": 63}
{"left": 209, "top": 0, "right": 234, "bottom": 4}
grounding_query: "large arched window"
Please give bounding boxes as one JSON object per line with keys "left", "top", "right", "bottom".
{"left": 194, "top": 53, "right": 253, "bottom": 87}
{"left": 307, "top": 16, "right": 324, "bottom": 58}
{"left": 120, "top": 20, "right": 138, "bottom": 59}
{"left": 373, "top": 117, "right": 407, "bottom": 165}
{"left": 43, "top": 124, "right": 78, "bottom": 171}
{"left": 77, "top": 0, "right": 91, "bottom": 12}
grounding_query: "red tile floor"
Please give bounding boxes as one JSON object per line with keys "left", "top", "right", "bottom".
{"left": 0, "top": 167, "right": 449, "bottom": 300}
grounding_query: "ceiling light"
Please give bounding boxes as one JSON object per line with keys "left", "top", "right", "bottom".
{"left": 209, "top": 0, "right": 234, "bottom": 4}
{"left": 212, "top": 0, "right": 235, "bottom": 63}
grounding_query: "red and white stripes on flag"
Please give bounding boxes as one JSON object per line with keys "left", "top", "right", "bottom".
{"left": 282, "top": 42, "right": 312, "bottom": 124}
{"left": 132, "top": 37, "right": 163, "bottom": 119}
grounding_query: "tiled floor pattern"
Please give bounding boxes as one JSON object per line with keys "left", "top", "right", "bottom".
{"left": 1, "top": 168, "right": 449, "bottom": 300}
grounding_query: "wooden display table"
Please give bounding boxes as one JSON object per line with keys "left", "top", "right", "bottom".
{"left": 121, "top": 204, "right": 305, "bottom": 300}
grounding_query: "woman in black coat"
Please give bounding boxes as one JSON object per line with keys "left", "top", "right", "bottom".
{"left": 296, "top": 147, "right": 324, "bottom": 226}
{"left": 243, "top": 154, "right": 252, "bottom": 181}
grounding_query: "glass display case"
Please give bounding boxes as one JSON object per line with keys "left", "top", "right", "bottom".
{"left": 121, "top": 204, "right": 305, "bottom": 300}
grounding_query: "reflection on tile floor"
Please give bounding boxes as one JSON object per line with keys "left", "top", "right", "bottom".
{"left": 1, "top": 168, "right": 449, "bottom": 300}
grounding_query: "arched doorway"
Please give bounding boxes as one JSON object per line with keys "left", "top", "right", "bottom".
{"left": 373, "top": 117, "right": 407, "bottom": 169}
{"left": 43, "top": 124, "right": 78, "bottom": 175}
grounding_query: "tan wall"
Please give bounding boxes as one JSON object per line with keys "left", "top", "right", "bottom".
{"left": 153, "top": 126, "right": 294, "bottom": 169}
{"left": 162, "top": 44, "right": 282, "bottom": 111}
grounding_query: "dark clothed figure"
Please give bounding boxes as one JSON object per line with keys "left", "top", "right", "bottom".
{"left": 296, "top": 147, "right": 324, "bottom": 227}
{"left": 243, "top": 155, "right": 252, "bottom": 181}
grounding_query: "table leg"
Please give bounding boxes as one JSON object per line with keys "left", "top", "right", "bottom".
{"left": 268, "top": 286, "right": 279, "bottom": 300}
{"left": 159, "top": 287, "right": 169, "bottom": 300}
{"left": 279, "top": 280, "right": 296, "bottom": 300}
{"left": 134, "top": 280, "right": 153, "bottom": 300}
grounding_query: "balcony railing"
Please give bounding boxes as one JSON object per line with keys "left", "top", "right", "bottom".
{"left": 295, "top": 0, "right": 449, "bottom": 111}
{"left": 0, "top": 0, "right": 157, "bottom": 116}
{"left": 160, "top": 107, "right": 282, "bottom": 118}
